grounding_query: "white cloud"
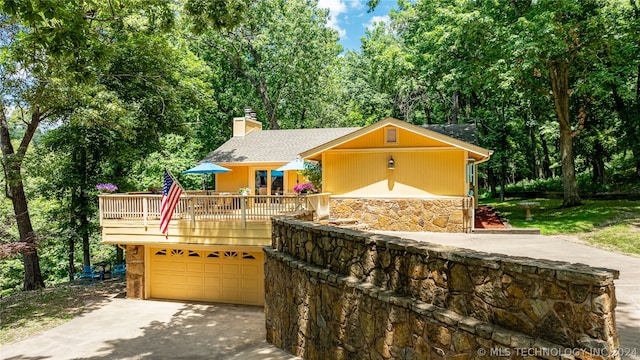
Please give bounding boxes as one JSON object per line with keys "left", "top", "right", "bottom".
{"left": 365, "top": 15, "right": 390, "bottom": 30}
{"left": 318, "top": 0, "right": 348, "bottom": 38}
{"left": 348, "top": 0, "right": 365, "bottom": 10}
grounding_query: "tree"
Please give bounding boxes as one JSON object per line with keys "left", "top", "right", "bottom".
{"left": 0, "top": 0, "right": 173, "bottom": 290}
{"left": 187, "top": 0, "right": 342, "bottom": 129}
{"left": 395, "top": 0, "right": 630, "bottom": 206}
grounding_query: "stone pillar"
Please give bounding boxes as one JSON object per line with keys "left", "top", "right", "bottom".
{"left": 125, "top": 245, "right": 145, "bottom": 299}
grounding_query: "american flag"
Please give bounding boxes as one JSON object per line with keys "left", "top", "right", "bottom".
{"left": 160, "top": 169, "right": 183, "bottom": 238}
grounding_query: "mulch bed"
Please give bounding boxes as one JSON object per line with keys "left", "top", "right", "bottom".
{"left": 474, "top": 205, "right": 506, "bottom": 229}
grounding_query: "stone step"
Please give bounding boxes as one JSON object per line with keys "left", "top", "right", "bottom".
{"left": 338, "top": 223, "right": 370, "bottom": 231}
{"left": 320, "top": 218, "right": 360, "bottom": 226}
{"left": 473, "top": 228, "right": 541, "bottom": 235}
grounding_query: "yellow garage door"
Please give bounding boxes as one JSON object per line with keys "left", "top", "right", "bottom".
{"left": 149, "top": 247, "right": 264, "bottom": 306}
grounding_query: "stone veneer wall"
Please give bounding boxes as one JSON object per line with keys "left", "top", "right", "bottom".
{"left": 265, "top": 217, "right": 620, "bottom": 360}
{"left": 330, "top": 197, "right": 472, "bottom": 233}
{"left": 125, "top": 245, "right": 144, "bottom": 299}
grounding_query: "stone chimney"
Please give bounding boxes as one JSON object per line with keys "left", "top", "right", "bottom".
{"left": 233, "top": 107, "right": 262, "bottom": 137}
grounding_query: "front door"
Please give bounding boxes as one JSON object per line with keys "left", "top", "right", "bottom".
{"left": 251, "top": 168, "right": 286, "bottom": 196}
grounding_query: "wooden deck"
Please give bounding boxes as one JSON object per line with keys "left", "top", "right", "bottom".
{"left": 99, "top": 193, "right": 328, "bottom": 228}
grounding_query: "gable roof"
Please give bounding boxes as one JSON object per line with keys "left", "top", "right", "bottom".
{"left": 203, "top": 127, "right": 360, "bottom": 164}
{"left": 203, "top": 118, "right": 490, "bottom": 165}
{"left": 299, "top": 118, "right": 491, "bottom": 161}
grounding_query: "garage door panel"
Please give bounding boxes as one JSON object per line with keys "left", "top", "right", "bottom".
{"left": 222, "top": 264, "right": 239, "bottom": 274}
{"left": 241, "top": 264, "right": 260, "bottom": 276}
{"left": 186, "top": 275, "right": 203, "bottom": 286}
{"left": 222, "top": 277, "right": 239, "bottom": 288}
{"left": 241, "top": 278, "right": 259, "bottom": 289}
{"left": 150, "top": 247, "right": 264, "bottom": 305}
{"left": 204, "top": 264, "right": 220, "bottom": 273}
{"left": 186, "top": 263, "right": 203, "bottom": 272}
{"left": 204, "top": 276, "right": 221, "bottom": 286}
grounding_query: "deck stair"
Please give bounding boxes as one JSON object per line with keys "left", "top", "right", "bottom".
{"left": 320, "top": 218, "right": 370, "bottom": 231}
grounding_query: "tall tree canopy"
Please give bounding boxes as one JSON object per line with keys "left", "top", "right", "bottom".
{"left": 186, "top": 0, "right": 342, "bottom": 129}
{"left": 0, "top": 0, "right": 174, "bottom": 289}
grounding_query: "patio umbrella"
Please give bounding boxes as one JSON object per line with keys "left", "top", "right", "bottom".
{"left": 182, "top": 162, "right": 231, "bottom": 189}
{"left": 276, "top": 158, "right": 305, "bottom": 183}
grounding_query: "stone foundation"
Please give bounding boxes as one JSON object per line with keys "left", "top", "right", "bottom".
{"left": 265, "top": 217, "right": 620, "bottom": 359}
{"left": 330, "top": 197, "right": 473, "bottom": 233}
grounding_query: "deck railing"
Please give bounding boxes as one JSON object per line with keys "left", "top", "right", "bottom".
{"left": 99, "top": 193, "right": 329, "bottom": 228}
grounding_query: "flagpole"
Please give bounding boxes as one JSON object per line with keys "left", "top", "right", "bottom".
{"left": 165, "top": 167, "right": 185, "bottom": 192}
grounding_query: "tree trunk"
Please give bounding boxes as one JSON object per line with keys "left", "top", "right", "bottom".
{"left": 68, "top": 237, "right": 75, "bottom": 281}
{"left": 539, "top": 129, "right": 553, "bottom": 179}
{"left": 78, "top": 148, "right": 92, "bottom": 266}
{"left": 592, "top": 140, "right": 607, "bottom": 186}
{"left": 488, "top": 167, "right": 498, "bottom": 198}
{"left": 450, "top": 90, "right": 459, "bottom": 124}
{"left": 528, "top": 123, "right": 542, "bottom": 179}
{"left": 0, "top": 109, "right": 45, "bottom": 290}
{"left": 549, "top": 61, "right": 582, "bottom": 207}
{"left": 116, "top": 246, "right": 124, "bottom": 264}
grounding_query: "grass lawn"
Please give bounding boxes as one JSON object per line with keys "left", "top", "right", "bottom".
{"left": 484, "top": 198, "right": 640, "bottom": 255}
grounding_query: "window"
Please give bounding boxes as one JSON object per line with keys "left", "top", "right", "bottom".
{"left": 385, "top": 127, "right": 398, "bottom": 145}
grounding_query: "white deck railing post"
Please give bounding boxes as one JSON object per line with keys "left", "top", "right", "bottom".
{"left": 143, "top": 197, "right": 148, "bottom": 227}
{"left": 241, "top": 195, "right": 247, "bottom": 229}
{"left": 190, "top": 197, "right": 195, "bottom": 228}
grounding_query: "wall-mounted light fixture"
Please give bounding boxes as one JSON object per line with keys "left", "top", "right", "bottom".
{"left": 388, "top": 156, "right": 395, "bottom": 170}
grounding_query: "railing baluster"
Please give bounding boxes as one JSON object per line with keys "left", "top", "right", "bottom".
{"left": 99, "top": 193, "right": 323, "bottom": 224}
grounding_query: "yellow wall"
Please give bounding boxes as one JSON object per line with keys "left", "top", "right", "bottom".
{"left": 216, "top": 166, "right": 248, "bottom": 193}
{"left": 324, "top": 150, "right": 465, "bottom": 197}
{"left": 215, "top": 165, "right": 297, "bottom": 195}
{"left": 334, "top": 125, "right": 450, "bottom": 149}
{"left": 320, "top": 125, "right": 467, "bottom": 197}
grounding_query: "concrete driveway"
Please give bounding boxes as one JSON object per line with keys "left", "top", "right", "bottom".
{"left": 1, "top": 295, "right": 300, "bottom": 360}
{"left": 2, "top": 233, "right": 638, "bottom": 360}
{"left": 378, "top": 231, "right": 640, "bottom": 359}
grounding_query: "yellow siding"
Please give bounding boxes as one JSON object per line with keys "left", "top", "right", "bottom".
{"left": 283, "top": 170, "right": 301, "bottom": 193}
{"left": 334, "top": 126, "right": 451, "bottom": 149}
{"left": 101, "top": 219, "right": 272, "bottom": 246}
{"left": 324, "top": 150, "right": 465, "bottom": 197}
{"left": 216, "top": 166, "right": 248, "bottom": 193}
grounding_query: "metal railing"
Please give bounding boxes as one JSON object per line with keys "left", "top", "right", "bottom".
{"left": 99, "top": 193, "right": 329, "bottom": 228}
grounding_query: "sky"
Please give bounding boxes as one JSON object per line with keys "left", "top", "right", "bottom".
{"left": 317, "top": 0, "right": 396, "bottom": 51}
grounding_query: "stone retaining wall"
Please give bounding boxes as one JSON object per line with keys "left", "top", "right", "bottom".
{"left": 329, "top": 197, "right": 472, "bottom": 233}
{"left": 265, "top": 217, "right": 620, "bottom": 359}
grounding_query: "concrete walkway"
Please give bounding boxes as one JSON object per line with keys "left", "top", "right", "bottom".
{"left": 378, "top": 231, "right": 640, "bottom": 359}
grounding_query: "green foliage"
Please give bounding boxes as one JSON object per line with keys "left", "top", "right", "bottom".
{"left": 301, "top": 162, "right": 322, "bottom": 192}
{"left": 2, "top": 0, "right": 640, "bottom": 295}
{"left": 188, "top": 0, "right": 342, "bottom": 129}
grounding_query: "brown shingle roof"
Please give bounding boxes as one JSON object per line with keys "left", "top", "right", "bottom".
{"left": 203, "top": 127, "right": 360, "bottom": 164}
{"left": 204, "top": 122, "right": 480, "bottom": 164}
{"left": 422, "top": 124, "right": 479, "bottom": 146}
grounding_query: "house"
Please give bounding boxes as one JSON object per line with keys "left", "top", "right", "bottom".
{"left": 99, "top": 110, "right": 492, "bottom": 305}
{"left": 206, "top": 111, "right": 491, "bottom": 232}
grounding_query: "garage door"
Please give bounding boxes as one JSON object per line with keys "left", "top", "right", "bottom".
{"left": 149, "top": 246, "right": 264, "bottom": 306}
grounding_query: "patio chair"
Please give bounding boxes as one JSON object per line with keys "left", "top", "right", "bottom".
{"left": 76, "top": 265, "right": 103, "bottom": 285}
{"left": 112, "top": 263, "right": 126, "bottom": 279}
